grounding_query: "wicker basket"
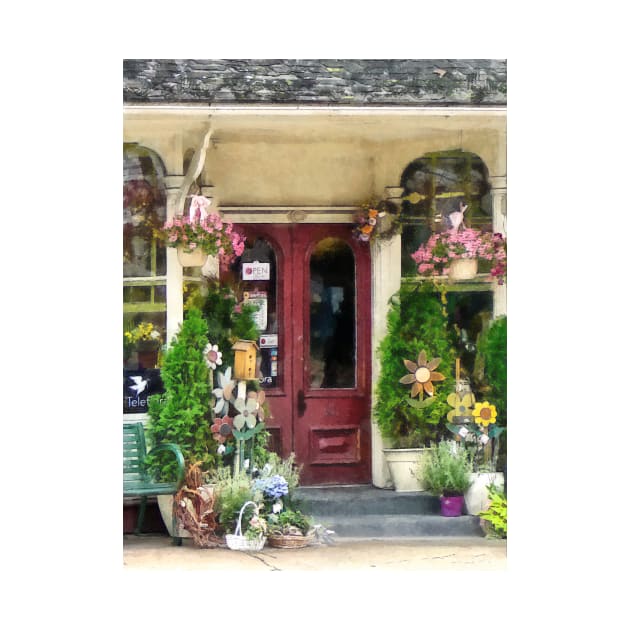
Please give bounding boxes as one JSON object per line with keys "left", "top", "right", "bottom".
{"left": 225, "top": 501, "right": 267, "bottom": 551}
{"left": 268, "top": 532, "right": 315, "bottom": 549}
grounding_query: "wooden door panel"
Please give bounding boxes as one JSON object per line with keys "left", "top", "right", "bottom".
{"left": 234, "top": 223, "right": 371, "bottom": 484}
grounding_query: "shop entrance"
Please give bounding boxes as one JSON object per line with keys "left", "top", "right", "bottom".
{"left": 234, "top": 223, "right": 372, "bottom": 485}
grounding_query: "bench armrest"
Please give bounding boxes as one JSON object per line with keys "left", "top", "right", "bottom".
{"left": 148, "top": 443, "right": 186, "bottom": 489}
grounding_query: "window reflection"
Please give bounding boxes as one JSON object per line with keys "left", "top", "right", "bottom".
{"left": 310, "top": 238, "right": 356, "bottom": 389}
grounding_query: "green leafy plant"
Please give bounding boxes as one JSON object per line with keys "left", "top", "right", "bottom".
{"left": 477, "top": 316, "right": 507, "bottom": 474}
{"left": 478, "top": 487, "right": 507, "bottom": 538}
{"left": 375, "top": 284, "right": 457, "bottom": 446}
{"left": 267, "top": 509, "right": 313, "bottom": 536}
{"left": 146, "top": 307, "right": 217, "bottom": 480}
{"left": 210, "top": 466, "right": 261, "bottom": 535}
{"left": 420, "top": 440, "right": 472, "bottom": 496}
{"left": 477, "top": 316, "right": 507, "bottom": 423}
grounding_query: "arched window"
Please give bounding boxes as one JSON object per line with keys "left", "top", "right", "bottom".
{"left": 123, "top": 144, "right": 167, "bottom": 395}
{"left": 399, "top": 150, "right": 492, "bottom": 276}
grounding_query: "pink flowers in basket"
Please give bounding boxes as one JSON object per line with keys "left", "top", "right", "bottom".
{"left": 411, "top": 228, "right": 507, "bottom": 284}
{"left": 157, "top": 195, "right": 246, "bottom": 265}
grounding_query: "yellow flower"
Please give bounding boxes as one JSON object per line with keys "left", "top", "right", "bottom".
{"left": 399, "top": 350, "right": 445, "bottom": 399}
{"left": 472, "top": 401, "right": 497, "bottom": 427}
{"left": 447, "top": 392, "right": 475, "bottom": 422}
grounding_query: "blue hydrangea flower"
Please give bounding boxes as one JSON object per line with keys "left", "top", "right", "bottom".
{"left": 254, "top": 474, "right": 289, "bottom": 499}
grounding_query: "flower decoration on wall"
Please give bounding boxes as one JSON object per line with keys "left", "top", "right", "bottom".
{"left": 411, "top": 229, "right": 507, "bottom": 284}
{"left": 399, "top": 350, "right": 445, "bottom": 399}
{"left": 204, "top": 343, "right": 223, "bottom": 370}
{"left": 472, "top": 401, "right": 497, "bottom": 427}
{"left": 233, "top": 397, "right": 259, "bottom": 430}
{"left": 212, "top": 367, "right": 235, "bottom": 415}
{"left": 211, "top": 415, "right": 234, "bottom": 444}
{"left": 352, "top": 199, "right": 400, "bottom": 244}
{"left": 446, "top": 392, "right": 476, "bottom": 422}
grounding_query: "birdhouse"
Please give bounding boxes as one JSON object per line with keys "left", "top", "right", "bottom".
{"left": 232, "top": 340, "right": 259, "bottom": 381}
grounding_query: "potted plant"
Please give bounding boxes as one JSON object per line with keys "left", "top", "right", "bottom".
{"left": 124, "top": 321, "right": 163, "bottom": 368}
{"left": 375, "top": 285, "right": 456, "bottom": 491}
{"left": 420, "top": 440, "right": 472, "bottom": 516}
{"left": 411, "top": 228, "right": 506, "bottom": 283}
{"left": 251, "top": 453, "right": 314, "bottom": 548}
{"left": 478, "top": 486, "right": 507, "bottom": 538}
{"left": 156, "top": 195, "right": 246, "bottom": 268}
{"left": 146, "top": 307, "right": 219, "bottom": 536}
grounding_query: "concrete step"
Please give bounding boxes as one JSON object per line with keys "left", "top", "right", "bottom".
{"left": 294, "top": 485, "right": 440, "bottom": 516}
{"left": 292, "top": 485, "right": 484, "bottom": 538}
{"left": 310, "top": 514, "right": 484, "bottom": 538}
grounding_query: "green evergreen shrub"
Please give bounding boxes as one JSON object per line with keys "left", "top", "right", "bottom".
{"left": 478, "top": 315, "right": 507, "bottom": 423}
{"left": 146, "top": 307, "right": 218, "bottom": 480}
{"left": 375, "top": 284, "right": 457, "bottom": 446}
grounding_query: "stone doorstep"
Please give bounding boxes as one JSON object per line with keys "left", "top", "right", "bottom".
{"left": 293, "top": 485, "right": 484, "bottom": 538}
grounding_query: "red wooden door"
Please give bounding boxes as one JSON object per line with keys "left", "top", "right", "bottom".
{"left": 234, "top": 223, "right": 372, "bottom": 485}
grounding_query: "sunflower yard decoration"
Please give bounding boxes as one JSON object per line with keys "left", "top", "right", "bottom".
{"left": 399, "top": 350, "right": 445, "bottom": 399}
{"left": 473, "top": 401, "right": 497, "bottom": 427}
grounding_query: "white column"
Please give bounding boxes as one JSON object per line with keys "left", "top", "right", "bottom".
{"left": 490, "top": 176, "right": 507, "bottom": 318}
{"left": 370, "top": 233, "right": 401, "bottom": 488}
{"left": 164, "top": 175, "right": 185, "bottom": 344}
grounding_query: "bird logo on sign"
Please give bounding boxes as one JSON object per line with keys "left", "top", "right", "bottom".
{"left": 129, "top": 375, "right": 149, "bottom": 398}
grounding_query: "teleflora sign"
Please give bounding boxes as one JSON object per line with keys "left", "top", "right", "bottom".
{"left": 123, "top": 369, "right": 165, "bottom": 414}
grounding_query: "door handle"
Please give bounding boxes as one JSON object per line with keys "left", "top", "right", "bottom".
{"left": 297, "top": 389, "right": 307, "bottom": 417}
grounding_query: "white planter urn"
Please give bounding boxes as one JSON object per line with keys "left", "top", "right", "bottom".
{"left": 448, "top": 258, "right": 478, "bottom": 281}
{"left": 382, "top": 448, "right": 433, "bottom": 492}
{"left": 177, "top": 247, "right": 208, "bottom": 267}
{"left": 464, "top": 472, "right": 505, "bottom": 515}
{"left": 157, "top": 494, "right": 191, "bottom": 539}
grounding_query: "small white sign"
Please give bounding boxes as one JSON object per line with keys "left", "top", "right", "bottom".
{"left": 259, "top": 334, "right": 278, "bottom": 348}
{"left": 242, "top": 261, "right": 270, "bottom": 281}
{"left": 244, "top": 290, "right": 268, "bottom": 331}
{"left": 458, "top": 427, "right": 469, "bottom": 438}
{"left": 480, "top": 434, "right": 490, "bottom": 445}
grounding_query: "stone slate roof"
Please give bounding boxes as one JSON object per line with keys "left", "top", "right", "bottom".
{"left": 123, "top": 59, "right": 506, "bottom": 106}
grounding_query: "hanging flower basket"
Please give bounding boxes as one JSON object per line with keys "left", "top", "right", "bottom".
{"left": 225, "top": 501, "right": 267, "bottom": 551}
{"left": 448, "top": 258, "right": 478, "bottom": 281}
{"left": 157, "top": 195, "right": 246, "bottom": 270}
{"left": 177, "top": 247, "right": 209, "bottom": 267}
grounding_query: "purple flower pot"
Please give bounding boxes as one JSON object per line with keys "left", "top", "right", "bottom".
{"left": 440, "top": 495, "right": 464, "bottom": 517}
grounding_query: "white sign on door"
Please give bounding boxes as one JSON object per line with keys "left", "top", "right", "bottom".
{"left": 242, "top": 261, "right": 270, "bottom": 281}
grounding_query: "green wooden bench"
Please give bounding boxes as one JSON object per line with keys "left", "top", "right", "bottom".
{"left": 123, "top": 422, "right": 186, "bottom": 544}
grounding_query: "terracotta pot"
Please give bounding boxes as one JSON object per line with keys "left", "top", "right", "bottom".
{"left": 137, "top": 349, "right": 159, "bottom": 369}
{"left": 448, "top": 258, "right": 478, "bottom": 281}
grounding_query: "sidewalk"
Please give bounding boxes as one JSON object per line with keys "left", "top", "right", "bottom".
{"left": 123, "top": 534, "right": 507, "bottom": 571}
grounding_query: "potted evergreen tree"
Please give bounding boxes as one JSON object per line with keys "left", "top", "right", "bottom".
{"left": 375, "top": 285, "right": 456, "bottom": 491}
{"left": 146, "top": 307, "right": 219, "bottom": 536}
